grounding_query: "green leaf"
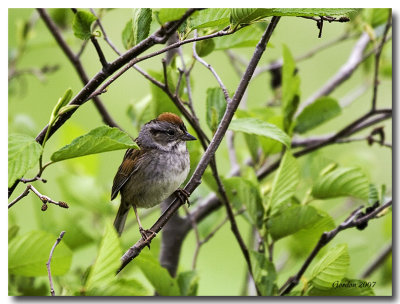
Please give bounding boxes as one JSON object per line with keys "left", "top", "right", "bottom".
{"left": 51, "top": 126, "right": 138, "bottom": 162}
{"left": 122, "top": 19, "right": 134, "bottom": 49}
{"left": 57, "top": 104, "right": 79, "bottom": 116}
{"left": 309, "top": 244, "right": 350, "bottom": 290}
{"left": 8, "top": 225, "right": 19, "bottom": 242}
{"left": 362, "top": 8, "right": 390, "bottom": 28}
{"left": 266, "top": 205, "right": 323, "bottom": 240}
{"left": 368, "top": 183, "right": 379, "bottom": 206}
{"left": 72, "top": 10, "right": 97, "bottom": 40}
{"left": 86, "top": 223, "right": 122, "bottom": 292}
{"left": 190, "top": 8, "right": 230, "bottom": 29}
{"left": 8, "top": 134, "right": 43, "bottom": 187}
{"left": 229, "top": 118, "right": 291, "bottom": 147}
{"left": 122, "top": 9, "right": 152, "bottom": 50}
{"left": 307, "top": 278, "right": 375, "bottom": 296}
{"left": 158, "top": 8, "right": 187, "bottom": 24}
{"left": 295, "top": 97, "right": 341, "bottom": 134}
{"left": 206, "top": 87, "right": 227, "bottom": 132}
{"left": 230, "top": 8, "right": 269, "bottom": 26}
{"left": 250, "top": 251, "right": 277, "bottom": 296}
{"left": 312, "top": 167, "right": 370, "bottom": 200}
{"left": 267, "top": 151, "right": 300, "bottom": 212}
{"left": 177, "top": 270, "right": 199, "bottom": 296}
{"left": 214, "top": 25, "right": 264, "bottom": 50}
{"left": 133, "top": 8, "right": 152, "bottom": 44}
{"left": 281, "top": 44, "right": 300, "bottom": 133}
{"left": 260, "top": 8, "right": 356, "bottom": 17}
{"left": 195, "top": 38, "right": 215, "bottom": 57}
{"left": 224, "top": 177, "right": 264, "bottom": 228}
{"left": 136, "top": 253, "right": 180, "bottom": 296}
{"left": 86, "top": 278, "right": 150, "bottom": 296}
{"left": 9, "top": 230, "right": 72, "bottom": 276}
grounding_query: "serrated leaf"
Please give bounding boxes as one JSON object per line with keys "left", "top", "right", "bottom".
{"left": 295, "top": 97, "right": 341, "bottom": 134}
{"left": 282, "top": 44, "right": 300, "bottom": 133}
{"left": 51, "top": 126, "right": 138, "bottom": 162}
{"left": 86, "top": 224, "right": 122, "bottom": 291}
{"left": 190, "top": 8, "right": 230, "bottom": 29}
{"left": 123, "top": 8, "right": 152, "bottom": 50}
{"left": 158, "top": 8, "right": 187, "bottom": 24}
{"left": 266, "top": 205, "right": 322, "bottom": 240}
{"left": 8, "top": 134, "right": 43, "bottom": 187}
{"left": 267, "top": 151, "right": 300, "bottom": 212}
{"left": 368, "top": 184, "right": 379, "bottom": 206}
{"left": 86, "top": 278, "right": 150, "bottom": 296}
{"left": 206, "top": 87, "right": 226, "bottom": 132}
{"left": 230, "top": 8, "right": 269, "bottom": 26}
{"left": 260, "top": 8, "right": 356, "bottom": 17}
{"left": 177, "top": 270, "right": 199, "bottom": 296}
{"left": 309, "top": 244, "right": 350, "bottom": 290}
{"left": 229, "top": 118, "right": 291, "bottom": 148}
{"left": 250, "top": 251, "right": 277, "bottom": 296}
{"left": 72, "top": 10, "right": 97, "bottom": 40}
{"left": 312, "top": 167, "right": 370, "bottom": 200}
{"left": 8, "top": 230, "right": 72, "bottom": 276}
{"left": 136, "top": 253, "right": 180, "bottom": 296}
{"left": 224, "top": 177, "right": 264, "bottom": 228}
{"left": 307, "top": 278, "right": 375, "bottom": 296}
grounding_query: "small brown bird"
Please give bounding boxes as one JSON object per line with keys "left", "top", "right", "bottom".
{"left": 111, "top": 113, "right": 196, "bottom": 239}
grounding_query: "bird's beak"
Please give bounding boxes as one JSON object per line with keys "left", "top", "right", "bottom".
{"left": 182, "top": 131, "right": 197, "bottom": 141}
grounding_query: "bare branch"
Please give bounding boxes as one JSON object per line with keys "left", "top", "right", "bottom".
{"left": 361, "top": 243, "right": 392, "bottom": 278}
{"left": 296, "top": 32, "right": 371, "bottom": 116}
{"left": 371, "top": 11, "right": 392, "bottom": 110}
{"left": 193, "top": 30, "right": 231, "bottom": 103}
{"left": 47, "top": 231, "right": 66, "bottom": 296}
{"left": 279, "top": 200, "right": 392, "bottom": 296}
{"left": 8, "top": 184, "right": 69, "bottom": 210}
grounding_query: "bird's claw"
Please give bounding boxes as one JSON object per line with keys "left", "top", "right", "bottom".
{"left": 175, "top": 188, "right": 191, "bottom": 206}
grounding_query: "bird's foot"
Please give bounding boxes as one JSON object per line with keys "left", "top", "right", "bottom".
{"left": 139, "top": 227, "right": 156, "bottom": 249}
{"left": 174, "top": 188, "right": 191, "bottom": 206}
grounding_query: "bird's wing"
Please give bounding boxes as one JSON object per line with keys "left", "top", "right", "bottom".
{"left": 111, "top": 148, "right": 144, "bottom": 200}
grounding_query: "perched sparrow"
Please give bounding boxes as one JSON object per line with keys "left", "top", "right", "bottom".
{"left": 111, "top": 112, "right": 196, "bottom": 239}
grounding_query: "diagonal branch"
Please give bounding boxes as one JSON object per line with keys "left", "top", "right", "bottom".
{"left": 117, "top": 16, "right": 281, "bottom": 273}
{"left": 47, "top": 231, "right": 66, "bottom": 296}
{"left": 279, "top": 200, "right": 392, "bottom": 296}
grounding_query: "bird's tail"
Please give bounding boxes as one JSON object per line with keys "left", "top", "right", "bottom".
{"left": 113, "top": 203, "right": 129, "bottom": 236}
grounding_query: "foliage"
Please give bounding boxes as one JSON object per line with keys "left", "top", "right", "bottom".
{"left": 8, "top": 7, "right": 392, "bottom": 297}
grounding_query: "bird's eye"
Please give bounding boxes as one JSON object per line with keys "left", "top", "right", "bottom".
{"left": 167, "top": 129, "right": 175, "bottom": 136}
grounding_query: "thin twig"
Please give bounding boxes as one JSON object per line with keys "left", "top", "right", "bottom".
{"left": 8, "top": 184, "right": 69, "bottom": 209}
{"left": 47, "top": 231, "right": 66, "bottom": 296}
{"left": 117, "top": 16, "right": 281, "bottom": 273}
{"left": 193, "top": 30, "right": 231, "bottom": 103}
{"left": 361, "top": 243, "right": 392, "bottom": 278}
{"left": 279, "top": 200, "right": 392, "bottom": 295}
{"left": 371, "top": 11, "right": 392, "bottom": 110}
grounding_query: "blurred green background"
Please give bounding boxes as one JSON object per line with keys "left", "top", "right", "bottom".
{"left": 8, "top": 8, "right": 391, "bottom": 296}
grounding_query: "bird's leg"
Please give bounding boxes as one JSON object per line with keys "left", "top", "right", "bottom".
{"left": 174, "top": 188, "right": 191, "bottom": 206}
{"left": 133, "top": 205, "right": 156, "bottom": 249}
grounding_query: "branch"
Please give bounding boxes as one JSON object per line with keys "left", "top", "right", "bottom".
{"left": 47, "top": 231, "right": 66, "bottom": 296}
{"left": 8, "top": 184, "right": 69, "bottom": 210}
{"left": 192, "top": 30, "right": 231, "bottom": 102}
{"left": 117, "top": 16, "right": 281, "bottom": 273}
{"left": 296, "top": 31, "right": 371, "bottom": 116}
{"left": 88, "top": 26, "right": 237, "bottom": 101}
{"left": 371, "top": 11, "right": 392, "bottom": 110}
{"left": 361, "top": 243, "right": 392, "bottom": 278}
{"left": 279, "top": 200, "right": 392, "bottom": 296}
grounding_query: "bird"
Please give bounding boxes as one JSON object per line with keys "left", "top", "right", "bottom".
{"left": 111, "top": 112, "right": 196, "bottom": 241}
